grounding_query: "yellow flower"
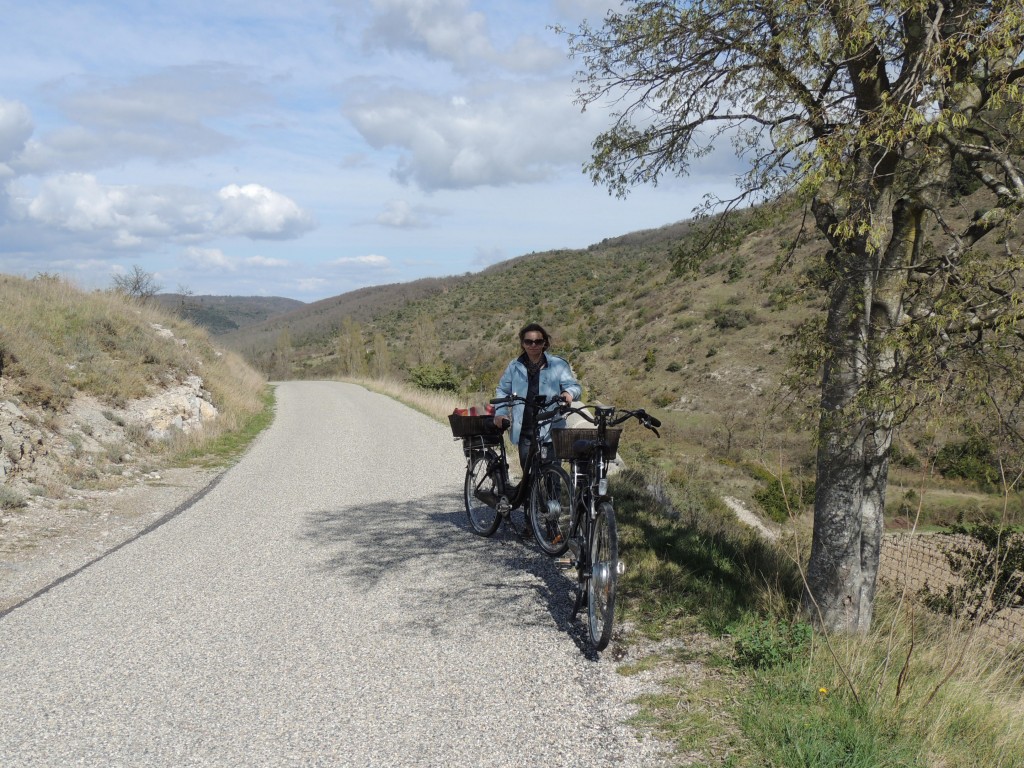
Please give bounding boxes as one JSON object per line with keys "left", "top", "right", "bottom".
{"left": 818, "top": 687, "right": 829, "bottom": 696}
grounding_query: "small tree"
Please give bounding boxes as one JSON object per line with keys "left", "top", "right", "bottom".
{"left": 111, "top": 265, "right": 161, "bottom": 303}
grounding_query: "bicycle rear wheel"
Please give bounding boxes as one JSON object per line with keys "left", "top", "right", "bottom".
{"left": 529, "top": 464, "right": 573, "bottom": 555}
{"left": 464, "top": 452, "right": 502, "bottom": 536}
{"left": 587, "top": 501, "right": 618, "bottom": 651}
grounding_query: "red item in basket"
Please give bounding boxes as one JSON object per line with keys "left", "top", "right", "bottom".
{"left": 453, "top": 408, "right": 468, "bottom": 416}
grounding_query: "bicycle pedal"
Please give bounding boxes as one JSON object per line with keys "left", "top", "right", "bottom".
{"left": 554, "top": 556, "right": 576, "bottom": 570}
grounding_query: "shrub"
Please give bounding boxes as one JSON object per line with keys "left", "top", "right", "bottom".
{"left": 0, "top": 485, "right": 27, "bottom": 510}
{"left": 707, "top": 305, "right": 756, "bottom": 330}
{"left": 732, "top": 617, "right": 813, "bottom": 669}
{"left": 747, "top": 464, "right": 814, "bottom": 523}
{"left": 408, "top": 363, "right": 461, "bottom": 392}
{"left": 934, "top": 435, "right": 999, "bottom": 488}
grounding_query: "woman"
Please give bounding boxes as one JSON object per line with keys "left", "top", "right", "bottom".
{"left": 493, "top": 323, "right": 581, "bottom": 472}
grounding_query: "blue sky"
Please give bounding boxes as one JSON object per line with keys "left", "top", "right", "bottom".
{"left": 0, "top": 0, "right": 740, "bottom": 301}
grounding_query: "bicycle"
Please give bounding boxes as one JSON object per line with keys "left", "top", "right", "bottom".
{"left": 550, "top": 403, "right": 661, "bottom": 651}
{"left": 449, "top": 395, "right": 573, "bottom": 544}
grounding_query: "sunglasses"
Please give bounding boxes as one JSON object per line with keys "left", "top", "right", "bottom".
{"left": 522, "top": 338, "right": 546, "bottom": 346}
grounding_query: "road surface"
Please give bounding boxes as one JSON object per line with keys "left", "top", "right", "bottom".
{"left": 0, "top": 381, "right": 669, "bottom": 767}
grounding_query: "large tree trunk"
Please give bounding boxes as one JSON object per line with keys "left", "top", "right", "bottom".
{"left": 803, "top": 257, "right": 889, "bottom": 632}
{"left": 803, "top": 200, "right": 917, "bottom": 633}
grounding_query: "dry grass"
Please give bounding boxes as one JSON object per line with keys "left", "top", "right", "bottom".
{"left": 1, "top": 273, "right": 267, "bottom": 479}
{"left": 340, "top": 375, "right": 481, "bottom": 423}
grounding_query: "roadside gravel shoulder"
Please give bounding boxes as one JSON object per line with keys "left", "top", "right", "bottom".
{"left": 0, "top": 465, "right": 221, "bottom": 614}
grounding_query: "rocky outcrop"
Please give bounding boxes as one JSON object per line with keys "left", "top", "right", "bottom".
{"left": 0, "top": 401, "right": 47, "bottom": 482}
{"left": 124, "top": 374, "right": 218, "bottom": 441}
{"left": 0, "top": 317, "right": 221, "bottom": 494}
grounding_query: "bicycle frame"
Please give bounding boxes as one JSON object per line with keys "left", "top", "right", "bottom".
{"left": 464, "top": 395, "right": 565, "bottom": 532}
{"left": 554, "top": 403, "right": 660, "bottom": 651}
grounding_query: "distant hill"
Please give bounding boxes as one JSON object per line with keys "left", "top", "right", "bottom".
{"left": 154, "top": 294, "right": 305, "bottom": 335}
{"left": 216, "top": 276, "right": 464, "bottom": 354}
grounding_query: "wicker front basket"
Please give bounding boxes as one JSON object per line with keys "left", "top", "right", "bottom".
{"left": 550, "top": 427, "right": 622, "bottom": 460}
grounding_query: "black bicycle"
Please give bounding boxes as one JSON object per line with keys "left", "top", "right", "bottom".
{"left": 551, "top": 403, "right": 660, "bottom": 651}
{"left": 450, "top": 395, "right": 572, "bottom": 543}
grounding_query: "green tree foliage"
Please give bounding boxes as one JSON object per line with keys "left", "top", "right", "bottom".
{"left": 565, "top": 0, "right": 1024, "bottom": 633}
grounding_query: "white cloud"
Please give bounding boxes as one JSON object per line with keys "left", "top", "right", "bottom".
{"left": 244, "top": 255, "right": 289, "bottom": 267}
{"left": 346, "top": 0, "right": 562, "bottom": 74}
{"left": 181, "top": 247, "right": 292, "bottom": 273}
{"left": 12, "top": 175, "right": 314, "bottom": 249}
{"left": 331, "top": 254, "right": 391, "bottom": 267}
{"left": 344, "top": 80, "right": 595, "bottom": 190}
{"left": 295, "top": 277, "right": 329, "bottom": 293}
{"left": 473, "top": 245, "right": 506, "bottom": 266}
{"left": 375, "top": 199, "right": 447, "bottom": 228}
{"left": 214, "top": 183, "right": 316, "bottom": 240}
{"left": 552, "top": 0, "right": 622, "bottom": 21}
{"left": 183, "top": 246, "right": 236, "bottom": 271}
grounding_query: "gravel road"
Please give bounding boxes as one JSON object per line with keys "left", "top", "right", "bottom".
{"left": 0, "top": 381, "right": 671, "bottom": 767}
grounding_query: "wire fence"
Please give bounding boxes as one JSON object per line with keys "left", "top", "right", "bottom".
{"left": 879, "top": 532, "right": 1024, "bottom": 643}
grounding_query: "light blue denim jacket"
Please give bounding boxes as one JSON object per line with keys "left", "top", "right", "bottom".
{"left": 494, "top": 352, "right": 581, "bottom": 444}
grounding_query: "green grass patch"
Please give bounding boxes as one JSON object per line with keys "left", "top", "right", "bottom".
{"left": 609, "top": 467, "right": 1024, "bottom": 768}
{"left": 170, "top": 385, "right": 277, "bottom": 468}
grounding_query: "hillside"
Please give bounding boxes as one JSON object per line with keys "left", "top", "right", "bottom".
{"left": 153, "top": 294, "right": 305, "bottom": 335}
{"left": 0, "top": 275, "right": 267, "bottom": 525}
{"left": 214, "top": 194, "right": 1021, "bottom": 530}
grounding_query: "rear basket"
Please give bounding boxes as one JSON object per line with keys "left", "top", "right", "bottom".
{"left": 550, "top": 427, "right": 622, "bottom": 460}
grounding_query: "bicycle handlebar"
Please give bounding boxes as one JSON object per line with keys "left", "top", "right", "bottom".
{"left": 560, "top": 403, "right": 661, "bottom": 436}
{"left": 489, "top": 393, "right": 562, "bottom": 409}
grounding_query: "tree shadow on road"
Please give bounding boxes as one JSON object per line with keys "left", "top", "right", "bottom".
{"left": 301, "top": 489, "right": 599, "bottom": 658}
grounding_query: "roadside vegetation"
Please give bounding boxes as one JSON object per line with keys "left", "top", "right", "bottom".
{"left": 342, "top": 373, "right": 1024, "bottom": 767}
{"left": 0, "top": 273, "right": 270, "bottom": 500}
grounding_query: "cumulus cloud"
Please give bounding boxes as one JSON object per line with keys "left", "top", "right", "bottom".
{"left": 344, "top": 81, "right": 594, "bottom": 190}
{"left": 183, "top": 246, "right": 236, "bottom": 271}
{"left": 12, "top": 174, "right": 314, "bottom": 249}
{"left": 181, "top": 247, "right": 291, "bottom": 272}
{"left": 215, "top": 183, "right": 316, "bottom": 240}
{"left": 345, "top": 0, "right": 562, "bottom": 74}
{"left": 375, "top": 199, "right": 447, "bottom": 228}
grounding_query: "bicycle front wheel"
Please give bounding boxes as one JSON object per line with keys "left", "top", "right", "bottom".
{"left": 587, "top": 501, "right": 618, "bottom": 651}
{"left": 464, "top": 452, "right": 502, "bottom": 536}
{"left": 529, "top": 464, "right": 573, "bottom": 555}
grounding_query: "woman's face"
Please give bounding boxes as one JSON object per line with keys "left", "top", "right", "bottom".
{"left": 521, "top": 332, "right": 546, "bottom": 361}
